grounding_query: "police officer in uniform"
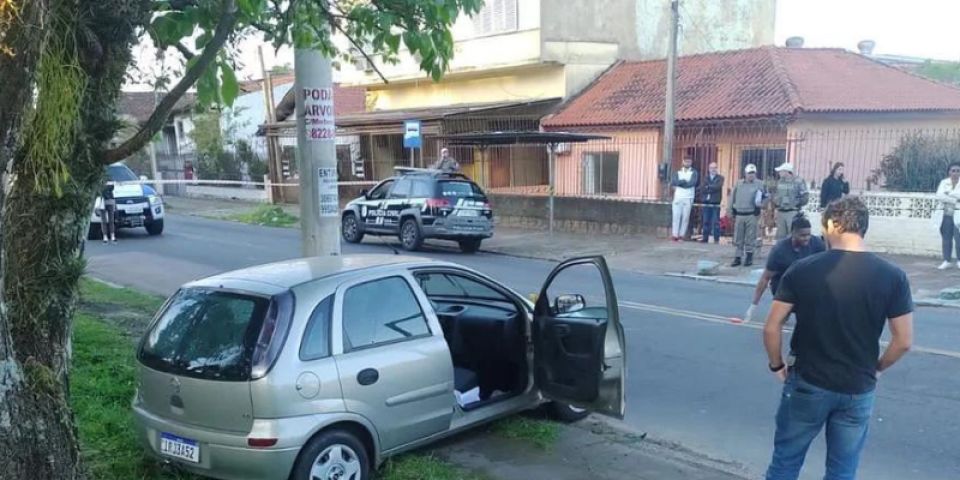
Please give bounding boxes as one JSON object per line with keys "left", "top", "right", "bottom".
{"left": 771, "top": 162, "right": 809, "bottom": 240}
{"left": 729, "top": 164, "right": 765, "bottom": 267}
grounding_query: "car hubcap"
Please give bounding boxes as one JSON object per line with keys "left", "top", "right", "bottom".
{"left": 310, "top": 444, "right": 361, "bottom": 480}
{"left": 402, "top": 224, "right": 415, "bottom": 246}
{"left": 344, "top": 217, "right": 357, "bottom": 239}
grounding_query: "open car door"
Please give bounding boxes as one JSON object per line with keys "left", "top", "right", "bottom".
{"left": 533, "top": 256, "right": 626, "bottom": 419}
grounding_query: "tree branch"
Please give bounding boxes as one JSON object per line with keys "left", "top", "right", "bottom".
{"left": 335, "top": 24, "right": 389, "bottom": 84}
{"left": 173, "top": 42, "right": 194, "bottom": 60}
{"left": 104, "top": 0, "right": 238, "bottom": 164}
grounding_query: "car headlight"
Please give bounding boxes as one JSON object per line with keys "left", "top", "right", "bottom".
{"left": 148, "top": 195, "right": 161, "bottom": 206}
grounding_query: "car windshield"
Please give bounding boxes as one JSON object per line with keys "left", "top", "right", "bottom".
{"left": 439, "top": 180, "right": 486, "bottom": 201}
{"left": 107, "top": 165, "right": 138, "bottom": 182}
{"left": 139, "top": 288, "right": 270, "bottom": 381}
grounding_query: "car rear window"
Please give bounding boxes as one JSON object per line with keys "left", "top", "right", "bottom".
{"left": 439, "top": 181, "right": 485, "bottom": 200}
{"left": 139, "top": 289, "right": 270, "bottom": 381}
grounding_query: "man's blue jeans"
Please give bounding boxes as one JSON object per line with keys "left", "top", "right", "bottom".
{"left": 766, "top": 373, "right": 876, "bottom": 480}
{"left": 701, "top": 205, "right": 721, "bottom": 242}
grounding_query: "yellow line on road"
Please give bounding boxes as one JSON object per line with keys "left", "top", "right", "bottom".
{"left": 618, "top": 301, "right": 960, "bottom": 360}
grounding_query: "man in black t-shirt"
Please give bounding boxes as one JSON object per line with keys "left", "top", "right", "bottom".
{"left": 744, "top": 214, "right": 825, "bottom": 323}
{"left": 762, "top": 196, "right": 914, "bottom": 480}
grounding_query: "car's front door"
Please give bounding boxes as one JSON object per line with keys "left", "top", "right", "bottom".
{"left": 332, "top": 273, "right": 454, "bottom": 452}
{"left": 360, "top": 179, "right": 394, "bottom": 231}
{"left": 383, "top": 177, "right": 412, "bottom": 233}
{"left": 532, "top": 256, "right": 626, "bottom": 418}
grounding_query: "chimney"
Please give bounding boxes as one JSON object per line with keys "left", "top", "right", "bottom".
{"left": 785, "top": 36, "right": 804, "bottom": 48}
{"left": 857, "top": 40, "right": 876, "bottom": 55}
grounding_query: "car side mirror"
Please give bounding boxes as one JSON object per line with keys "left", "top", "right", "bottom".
{"left": 554, "top": 294, "right": 586, "bottom": 315}
{"left": 360, "top": 188, "right": 369, "bottom": 199}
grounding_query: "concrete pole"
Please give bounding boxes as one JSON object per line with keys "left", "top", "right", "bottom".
{"left": 295, "top": 48, "right": 340, "bottom": 257}
{"left": 149, "top": 90, "right": 162, "bottom": 190}
{"left": 661, "top": 0, "right": 679, "bottom": 194}
{"left": 548, "top": 143, "right": 556, "bottom": 234}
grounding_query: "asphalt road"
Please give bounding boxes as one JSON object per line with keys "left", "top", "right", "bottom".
{"left": 86, "top": 215, "right": 960, "bottom": 480}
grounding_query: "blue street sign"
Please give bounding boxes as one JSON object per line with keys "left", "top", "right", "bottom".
{"left": 403, "top": 120, "right": 422, "bottom": 148}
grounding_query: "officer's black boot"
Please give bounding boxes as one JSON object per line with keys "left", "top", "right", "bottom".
{"left": 731, "top": 257, "right": 742, "bottom": 267}
{"left": 744, "top": 253, "right": 754, "bottom": 267}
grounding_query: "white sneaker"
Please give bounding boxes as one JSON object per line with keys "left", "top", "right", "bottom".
{"left": 938, "top": 261, "right": 952, "bottom": 270}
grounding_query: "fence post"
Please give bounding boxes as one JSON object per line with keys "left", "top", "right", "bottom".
{"left": 264, "top": 175, "right": 274, "bottom": 204}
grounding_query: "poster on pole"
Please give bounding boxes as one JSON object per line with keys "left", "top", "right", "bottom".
{"left": 303, "top": 87, "right": 335, "bottom": 142}
{"left": 318, "top": 167, "right": 339, "bottom": 217}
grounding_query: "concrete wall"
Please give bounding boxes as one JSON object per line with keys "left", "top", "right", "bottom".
{"left": 185, "top": 185, "right": 268, "bottom": 202}
{"left": 224, "top": 82, "right": 294, "bottom": 159}
{"left": 635, "top": 0, "right": 776, "bottom": 59}
{"left": 491, "top": 193, "right": 671, "bottom": 235}
{"left": 803, "top": 211, "right": 943, "bottom": 257}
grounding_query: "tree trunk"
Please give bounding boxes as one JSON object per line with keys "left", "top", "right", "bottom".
{"left": 0, "top": 0, "right": 149, "bottom": 477}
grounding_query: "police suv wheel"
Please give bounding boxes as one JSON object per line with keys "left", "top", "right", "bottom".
{"left": 342, "top": 214, "right": 364, "bottom": 243}
{"left": 400, "top": 219, "right": 423, "bottom": 251}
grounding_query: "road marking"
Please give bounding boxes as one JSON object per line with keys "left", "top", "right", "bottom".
{"left": 618, "top": 300, "right": 960, "bottom": 360}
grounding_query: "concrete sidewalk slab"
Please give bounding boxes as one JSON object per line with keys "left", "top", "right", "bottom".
{"left": 432, "top": 417, "right": 751, "bottom": 480}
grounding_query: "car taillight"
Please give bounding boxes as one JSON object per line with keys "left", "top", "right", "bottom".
{"left": 250, "top": 291, "right": 295, "bottom": 380}
{"left": 248, "top": 438, "right": 278, "bottom": 448}
{"left": 426, "top": 198, "right": 450, "bottom": 208}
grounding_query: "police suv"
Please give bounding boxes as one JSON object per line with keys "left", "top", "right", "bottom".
{"left": 88, "top": 163, "right": 165, "bottom": 239}
{"left": 341, "top": 168, "right": 493, "bottom": 253}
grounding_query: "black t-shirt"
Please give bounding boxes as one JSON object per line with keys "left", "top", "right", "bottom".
{"left": 766, "top": 236, "right": 826, "bottom": 295}
{"left": 775, "top": 250, "right": 913, "bottom": 394}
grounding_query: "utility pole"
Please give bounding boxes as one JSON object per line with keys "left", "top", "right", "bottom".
{"left": 661, "top": 0, "right": 679, "bottom": 191}
{"left": 149, "top": 89, "right": 161, "bottom": 190}
{"left": 294, "top": 48, "right": 340, "bottom": 257}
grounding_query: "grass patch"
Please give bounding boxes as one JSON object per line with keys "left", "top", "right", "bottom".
{"left": 380, "top": 455, "right": 488, "bottom": 480}
{"left": 72, "top": 313, "right": 199, "bottom": 480}
{"left": 226, "top": 204, "right": 298, "bottom": 228}
{"left": 80, "top": 278, "right": 165, "bottom": 315}
{"left": 491, "top": 416, "right": 561, "bottom": 450}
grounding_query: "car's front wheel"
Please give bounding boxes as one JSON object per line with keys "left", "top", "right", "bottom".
{"left": 145, "top": 219, "right": 164, "bottom": 236}
{"left": 342, "top": 214, "right": 364, "bottom": 243}
{"left": 291, "top": 430, "right": 370, "bottom": 480}
{"left": 458, "top": 238, "right": 482, "bottom": 254}
{"left": 549, "top": 401, "right": 590, "bottom": 423}
{"left": 399, "top": 218, "right": 423, "bottom": 251}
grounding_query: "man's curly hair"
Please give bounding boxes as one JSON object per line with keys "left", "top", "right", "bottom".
{"left": 822, "top": 196, "right": 869, "bottom": 237}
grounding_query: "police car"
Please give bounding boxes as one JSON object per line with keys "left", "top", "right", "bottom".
{"left": 88, "top": 163, "right": 165, "bottom": 239}
{"left": 341, "top": 168, "right": 493, "bottom": 253}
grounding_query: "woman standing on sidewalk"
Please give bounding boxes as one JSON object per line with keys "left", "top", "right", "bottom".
{"left": 936, "top": 162, "right": 960, "bottom": 269}
{"left": 819, "top": 162, "right": 849, "bottom": 208}
{"left": 100, "top": 183, "right": 117, "bottom": 243}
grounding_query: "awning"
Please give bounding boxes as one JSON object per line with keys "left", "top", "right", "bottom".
{"left": 441, "top": 131, "right": 611, "bottom": 146}
{"left": 260, "top": 98, "right": 561, "bottom": 137}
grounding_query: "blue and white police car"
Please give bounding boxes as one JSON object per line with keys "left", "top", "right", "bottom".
{"left": 89, "top": 163, "right": 165, "bottom": 239}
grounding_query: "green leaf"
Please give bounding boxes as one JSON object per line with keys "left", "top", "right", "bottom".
{"left": 197, "top": 66, "right": 220, "bottom": 106}
{"left": 402, "top": 31, "right": 420, "bottom": 52}
{"left": 385, "top": 35, "right": 401, "bottom": 53}
{"left": 195, "top": 31, "right": 212, "bottom": 50}
{"left": 219, "top": 63, "right": 240, "bottom": 107}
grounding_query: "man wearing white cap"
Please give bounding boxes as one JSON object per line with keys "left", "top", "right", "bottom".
{"left": 772, "top": 163, "right": 809, "bottom": 241}
{"left": 729, "top": 164, "right": 765, "bottom": 267}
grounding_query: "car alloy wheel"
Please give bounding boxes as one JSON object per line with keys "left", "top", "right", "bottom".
{"left": 400, "top": 219, "right": 422, "bottom": 251}
{"left": 342, "top": 214, "right": 363, "bottom": 243}
{"left": 311, "top": 444, "right": 362, "bottom": 480}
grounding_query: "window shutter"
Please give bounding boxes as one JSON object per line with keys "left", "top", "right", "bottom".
{"left": 503, "top": 0, "right": 518, "bottom": 31}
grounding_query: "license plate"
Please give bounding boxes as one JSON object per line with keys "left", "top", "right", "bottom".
{"left": 122, "top": 205, "right": 144, "bottom": 214}
{"left": 456, "top": 209, "right": 480, "bottom": 217}
{"left": 160, "top": 433, "right": 200, "bottom": 463}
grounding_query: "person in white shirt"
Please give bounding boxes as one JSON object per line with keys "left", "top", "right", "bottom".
{"left": 670, "top": 156, "right": 699, "bottom": 241}
{"left": 936, "top": 162, "right": 960, "bottom": 269}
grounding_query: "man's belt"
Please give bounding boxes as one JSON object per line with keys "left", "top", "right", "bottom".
{"left": 733, "top": 209, "right": 760, "bottom": 216}
{"left": 777, "top": 208, "right": 798, "bottom": 213}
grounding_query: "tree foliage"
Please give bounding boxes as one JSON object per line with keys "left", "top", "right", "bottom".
{"left": 916, "top": 60, "right": 960, "bottom": 86}
{"left": 871, "top": 133, "right": 960, "bottom": 192}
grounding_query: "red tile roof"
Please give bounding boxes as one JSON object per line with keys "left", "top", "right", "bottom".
{"left": 543, "top": 47, "right": 960, "bottom": 128}
{"left": 118, "top": 91, "right": 197, "bottom": 125}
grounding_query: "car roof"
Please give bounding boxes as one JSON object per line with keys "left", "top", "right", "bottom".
{"left": 185, "top": 254, "right": 456, "bottom": 293}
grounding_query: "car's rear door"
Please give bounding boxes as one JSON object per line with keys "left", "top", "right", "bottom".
{"left": 532, "top": 256, "right": 626, "bottom": 419}
{"left": 332, "top": 272, "right": 454, "bottom": 451}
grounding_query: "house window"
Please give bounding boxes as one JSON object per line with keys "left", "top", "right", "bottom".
{"left": 472, "top": 0, "right": 518, "bottom": 36}
{"left": 582, "top": 152, "right": 619, "bottom": 195}
{"left": 739, "top": 147, "right": 786, "bottom": 180}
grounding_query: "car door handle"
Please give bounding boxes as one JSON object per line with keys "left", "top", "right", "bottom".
{"left": 553, "top": 324, "right": 571, "bottom": 336}
{"left": 357, "top": 368, "right": 380, "bottom": 386}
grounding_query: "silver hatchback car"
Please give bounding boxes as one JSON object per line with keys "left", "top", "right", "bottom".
{"left": 132, "top": 255, "right": 626, "bottom": 480}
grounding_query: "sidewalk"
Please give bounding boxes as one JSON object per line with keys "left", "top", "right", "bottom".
{"left": 165, "top": 196, "right": 960, "bottom": 307}
{"left": 431, "top": 415, "right": 751, "bottom": 480}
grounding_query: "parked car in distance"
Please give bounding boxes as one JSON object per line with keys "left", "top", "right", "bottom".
{"left": 341, "top": 168, "right": 493, "bottom": 253}
{"left": 132, "top": 255, "right": 626, "bottom": 480}
{"left": 89, "top": 163, "right": 164, "bottom": 239}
